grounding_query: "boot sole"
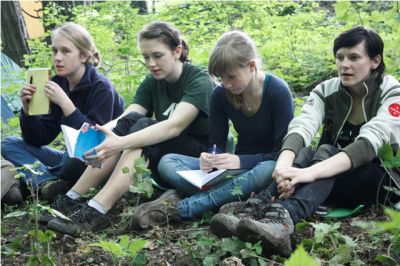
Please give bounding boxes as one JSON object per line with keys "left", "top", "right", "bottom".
{"left": 47, "top": 218, "right": 80, "bottom": 236}
{"left": 133, "top": 189, "right": 178, "bottom": 229}
{"left": 236, "top": 219, "right": 292, "bottom": 257}
{"left": 210, "top": 213, "right": 239, "bottom": 238}
{"left": 47, "top": 217, "right": 110, "bottom": 236}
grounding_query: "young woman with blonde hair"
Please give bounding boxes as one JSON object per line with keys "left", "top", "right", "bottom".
{"left": 46, "top": 22, "right": 214, "bottom": 235}
{"left": 1, "top": 22, "right": 124, "bottom": 203}
{"left": 132, "top": 30, "right": 294, "bottom": 228}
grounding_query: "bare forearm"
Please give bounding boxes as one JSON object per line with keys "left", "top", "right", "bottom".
{"left": 276, "top": 149, "right": 296, "bottom": 168}
{"left": 120, "top": 120, "right": 182, "bottom": 150}
{"left": 309, "top": 151, "right": 352, "bottom": 180}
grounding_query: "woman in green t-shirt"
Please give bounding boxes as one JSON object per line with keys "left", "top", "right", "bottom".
{"left": 45, "top": 22, "right": 214, "bottom": 235}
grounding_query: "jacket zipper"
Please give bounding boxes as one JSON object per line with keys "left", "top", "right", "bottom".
{"left": 333, "top": 82, "right": 369, "bottom": 145}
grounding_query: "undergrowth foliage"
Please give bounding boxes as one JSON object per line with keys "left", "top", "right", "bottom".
{"left": 1, "top": 1, "right": 400, "bottom": 265}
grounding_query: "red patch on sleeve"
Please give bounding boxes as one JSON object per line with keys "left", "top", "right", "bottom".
{"left": 389, "top": 103, "right": 400, "bottom": 117}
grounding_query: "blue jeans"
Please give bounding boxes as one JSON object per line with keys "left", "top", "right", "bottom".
{"left": 1, "top": 136, "right": 69, "bottom": 189}
{"left": 158, "top": 154, "right": 276, "bottom": 220}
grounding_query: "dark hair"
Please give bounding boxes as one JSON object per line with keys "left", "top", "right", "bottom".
{"left": 139, "top": 22, "right": 189, "bottom": 63}
{"left": 333, "top": 26, "right": 385, "bottom": 81}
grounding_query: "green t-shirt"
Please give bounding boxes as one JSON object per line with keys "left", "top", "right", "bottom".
{"left": 133, "top": 63, "right": 214, "bottom": 144}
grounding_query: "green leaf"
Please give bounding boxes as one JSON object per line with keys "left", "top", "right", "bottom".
{"left": 375, "top": 254, "right": 398, "bottom": 266}
{"left": 121, "top": 166, "right": 130, "bottom": 174}
{"left": 127, "top": 239, "right": 147, "bottom": 257}
{"left": 373, "top": 208, "right": 400, "bottom": 234}
{"left": 329, "top": 243, "right": 353, "bottom": 265}
{"left": 3, "top": 210, "right": 27, "bottom": 219}
{"left": 311, "top": 222, "right": 341, "bottom": 244}
{"left": 118, "top": 235, "right": 130, "bottom": 249}
{"left": 378, "top": 144, "right": 393, "bottom": 160}
{"left": 203, "top": 255, "right": 219, "bottom": 266}
{"left": 284, "top": 245, "right": 320, "bottom": 266}
{"left": 221, "top": 237, "right": 241, "bottom": 254}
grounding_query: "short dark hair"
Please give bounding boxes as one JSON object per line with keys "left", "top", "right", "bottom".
{"left": 333, "top": 26, "right": 385, "bottom": 81}
{"left": 139, "top": 22, "right": 189, "bottom": 63}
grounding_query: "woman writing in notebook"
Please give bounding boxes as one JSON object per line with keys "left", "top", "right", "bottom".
{"left": 1, "top": 22, "right": 124, "bottom": 203}
{"left": 210, "top": 26, "right": 400, "bottom": 258}
{"left": 132, "top": 30, "right": 294, "bottom": 228}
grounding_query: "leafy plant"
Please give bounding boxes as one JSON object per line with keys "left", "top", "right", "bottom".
{"left": 353, "top": 208, "right": 400, "bottom": 265}
{"left": 128, "top": 156, "right": 154, "bottom": 200}
{"left": 378, "top": 144, "right": 400, "bottom": 169}
{"left": 307, "top": 222, "right": 361, "bottom": 265}
{"left": 8, "top": 163, "right": 59, "bottom": 265}
{"left": 90, "top": 235, "right": 147, "bottom": 266}
{"left": 284, "top": 244, "right": 320, "bottom": 266}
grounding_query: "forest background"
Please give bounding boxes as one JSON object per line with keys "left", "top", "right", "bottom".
{"left": 1, "top": 1, "right": 400, "bottom": 266}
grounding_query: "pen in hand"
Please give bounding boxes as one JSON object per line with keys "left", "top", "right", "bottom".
{"left": 210, "top": 144, "right": 218, "bottom": 172}
{"left": 212, "top": 144, "right": 217, "bottom": 155}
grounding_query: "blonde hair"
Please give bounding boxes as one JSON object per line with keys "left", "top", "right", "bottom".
{"left": 208, "top": 31, "right": 259, "bottom": 78}
{"left": 209, "top": 31, "right": 261, "bottom": 111}
{"left": 52, "top": 22, "right": 101, "bottom": 67}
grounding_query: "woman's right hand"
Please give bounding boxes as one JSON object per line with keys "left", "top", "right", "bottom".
{"left": 20, "top": 84, "right": 36, "bottom": 114}
{"left": 199, "top": 152, "right": 214, "bottom": 173}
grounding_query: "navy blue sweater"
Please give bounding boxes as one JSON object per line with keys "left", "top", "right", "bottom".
{"left": 209, "top": 73, "right": 293, "bottom": 169}
{"left": 20, "top": 64, "right": 124, "bottom": 147}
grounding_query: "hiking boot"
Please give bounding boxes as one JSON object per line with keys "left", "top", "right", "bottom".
{"left": 236, "top": 203, "right": 294, "bottom": 257}
{"left": 211, "top": 190, "right": 273, "bottom": 238}
{"left": 40, "top": 179, "right": 71, "bottom": 202}
{"left": 38, "top": 195, "right": 85, "bottom": 224}
{"left": 47, "top": 204, "right": 110, "bottom": 236}
{"left": 133, "top": 189, "right": 181, "bottom": 229}
{"left": 210, "top": 213, "right": 241, "bottom": 238}
{"left": 219, "top": 189, "right": 273, "bottom": 220}
{"left": 2, "top": 183, "right": 24, "bottom": 206}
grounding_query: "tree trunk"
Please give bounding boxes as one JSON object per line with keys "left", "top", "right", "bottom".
{"left": 1, "top": 1, "right": 31, "bottom": 67}
{"left": 131, "top": 0, "right": 148, "bottom": 14}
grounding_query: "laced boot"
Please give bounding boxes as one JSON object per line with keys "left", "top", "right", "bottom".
{"left": 236, "top": 203, "right": 294, "bottom": 257}
{"left": 210, "top": 189, "right": 273, "bottom": 238}
{"left": 133, "top": 189, "right": 181, "bottom": 229}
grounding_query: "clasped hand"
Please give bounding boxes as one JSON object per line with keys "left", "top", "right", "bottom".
{"left": 199, "top": 152, "right": 240, "bottom": 173}
{"left": 273, "top": 166, "right": 316, "bottom": 199}
{"left": 83, "top": 125, "right": 123, "bottom": 166}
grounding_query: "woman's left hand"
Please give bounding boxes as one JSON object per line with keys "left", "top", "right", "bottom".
{"left": 211, "top": 153, "right": 241, "bottom": 169}
{"left": 84, "top": 124, "right": 124, "bottom": 164}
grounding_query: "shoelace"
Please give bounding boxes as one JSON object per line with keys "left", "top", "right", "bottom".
{"left": 68, "top": 205, "right": 94, "bottom": 223}
{"left": 239, "top": 190, "right": 272, "bottom": 220}
{"left": 259, "top": 205, "right": 288, "bottom": 225}
{"left": 140, "top": 204, "right": 179, "bottom": 227}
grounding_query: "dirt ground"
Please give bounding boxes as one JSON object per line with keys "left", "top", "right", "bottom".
{"left": 1, "top": 194, "right": 396, "bottom": 266}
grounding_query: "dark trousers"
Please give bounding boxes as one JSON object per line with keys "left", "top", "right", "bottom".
{"left": 267, "top": 144, "right": 396, "bottom": 224}
{"left": 112, "top": 112, "right": 209, "bottom": 187}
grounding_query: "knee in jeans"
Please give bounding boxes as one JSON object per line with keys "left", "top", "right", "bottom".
{"left": 1, "top": 136, "right": 23, "bottom": 154}
{"left": 157, "top": 154, "right": 178, "bottom": 174}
